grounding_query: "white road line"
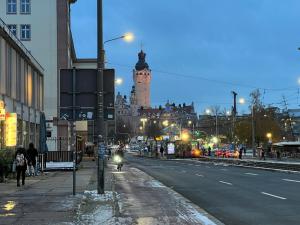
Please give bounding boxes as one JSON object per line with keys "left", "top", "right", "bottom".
{"left": 188, "top": 164, "right": 194, "bottom": 166}
{"left": 245, "top": 173, "right": 258, "bottom": 176}
{"left": 282, "top": 179, "right": 300, "bottom": 183}
{"left": 195, "top": 174, "right": 204, "bottom": 177}
{"left": 220, "top": 168, "right": 228, "bottom": 171}
{"left": 219, "top": 181, "right": 232, "bottom": 186}
{"left": 261, "top": 192, "right": 286, "bottom": 200}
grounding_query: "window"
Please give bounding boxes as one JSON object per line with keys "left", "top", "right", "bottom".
{"left": 20, "top": 25, "right": 31, "bottom": 40}
{"left": 7, "top": 0, "right": 17, "bottom": 14}
{"left": 7, "top": 24, "right": 17, "bottom": 36}
{"left": 20, "top": 0, "right": 30, "bottom": 14}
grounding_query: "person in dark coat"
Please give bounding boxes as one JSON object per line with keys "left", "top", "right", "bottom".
{"left": 239, "top": 147, "right": 243, "bottom": 159}
{"left": 160, "top": 146, "right": 164, "bottom": 157}
{"left": 15, "top": 147, "right": 27, "bottom": 186}
{"left": 27, "top": 143, "right": 38, "bottom": 176}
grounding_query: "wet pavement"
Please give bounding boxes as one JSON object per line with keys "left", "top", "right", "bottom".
{"left": 0, "top": 158, "right": 95, "bottom": 225}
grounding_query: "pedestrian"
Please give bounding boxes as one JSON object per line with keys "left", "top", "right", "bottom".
{"left": 261, "top": 149, "right": 266, "bottom": 160}
{"left": 15, "top": 147, "right": 27, "bottom": 187}
{"left": 276, "top": 150, "right": 281, "bottom": 160}
{"left": 208, "top": 146, "right": 211, "bottom": 157}
{"left": 160, "top": 145, "right": 164, "bottom": 158}
{"left": 27, "top": 143, "right": 38, "bottom": 176}
{"left": 239, "top": 147, "right": 243, "bottom": 159}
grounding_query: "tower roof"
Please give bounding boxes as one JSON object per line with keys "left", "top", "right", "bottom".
{"left": 135, "top": 50, "right": 149, "bottom": 71}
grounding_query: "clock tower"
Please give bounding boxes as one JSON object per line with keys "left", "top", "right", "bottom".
{"left": 133, "top": 50, "right": 152, "bottom": 108}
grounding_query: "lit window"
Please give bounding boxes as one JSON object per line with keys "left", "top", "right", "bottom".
{"left": 20, "top": 0, "right": 30, "bottom": 14}
{"left": 7, "top": 24, "right": 17, "bottom": 36}
{"left": 20, "top": 24, "right": 31, "bottom": 40}
{"left": 7, "top": 0, "right": 17, "bottom": 14}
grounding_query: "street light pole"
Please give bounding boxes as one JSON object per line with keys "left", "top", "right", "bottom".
{"left": 251, "top": 105, "right": 256, "bottom": 157}
{"left": 97, "top": 0, "right": 105, "bottom": 195}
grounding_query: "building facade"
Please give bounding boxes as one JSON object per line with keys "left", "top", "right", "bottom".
{"left": 0, "top": 0, "right": 76, "bottom": 149}
{"left": 0, "top": 18, "right": 44, "bottom": 149}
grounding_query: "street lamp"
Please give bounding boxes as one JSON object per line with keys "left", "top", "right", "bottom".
{"left": 162, "top": 120, "right": 169, "bottom": 127}
{"left": 239, "top": 98, "right": 246, "bottom": 105}
{"left": 239, "top": 98, "right": 256, "bottom": 157}
{"left": 115, "top": 77, "right": 123, "bottom": 85}
{"left": 205, "top": 108, "right": 218, "bottom": 138}
{"left": 104, "top": 32, "right": 135, "bottom": 44}
{"left": 96, "top": 0, "right": 134, "bottom": 195}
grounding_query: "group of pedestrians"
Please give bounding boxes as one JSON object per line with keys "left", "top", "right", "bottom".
{"left": 15, "top": 143, "right": 38, "bottom": 187}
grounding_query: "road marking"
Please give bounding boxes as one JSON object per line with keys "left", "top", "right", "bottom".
{"left": 219, "top": 181, "right": 232, "bottom": 185}
{"left": 195, "top": 174, "right": 204, "bottom": 177}
{"left": 196, "top": 165, "right": 201, "bottom": 167}
{"left": 220, "top": 168, "right": 228, "bottom": 171}
{"left": 245, "top": 173, "right": 258, "bottom": 176}
{"left": 188, "top": 164, "right": 194, "bottom": 166}
{"left": 261, "top": 192, "right": 286, "bottom": 200}
{"left": 282, "top": 179, "right": 300, "bottom": 183}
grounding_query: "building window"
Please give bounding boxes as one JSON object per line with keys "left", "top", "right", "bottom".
{"left": 7, "top": 0, "right": 17, "bottom": 14}
{"left": 20, "top": 24, "right": 31, "bottom": 40}
{"left": 7, "top": 24, "right": 17, "bottom": 36}
{"left": 20, "top": 0, "right": 30, "bottom": 14}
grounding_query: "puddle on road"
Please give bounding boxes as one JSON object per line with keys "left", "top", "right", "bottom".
{"left": 0, "top": 200, "right": 16, "bottom": 217}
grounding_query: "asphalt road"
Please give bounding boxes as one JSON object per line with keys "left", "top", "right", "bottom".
{"left": 126, "top": 154, "right": 300, "bottom": 225}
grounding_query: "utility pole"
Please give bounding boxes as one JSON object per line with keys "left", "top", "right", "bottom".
{"left": 231, "top": 91, "right": 237, "bottom": 146}
{"left": 251, "top": 105, "right": 256, "bottom": 157}
{"left": 97, "top": 0, "right": 105, "bottom": 195}
{"left": 282, "top": 95, "right": 295, "bottom": 141}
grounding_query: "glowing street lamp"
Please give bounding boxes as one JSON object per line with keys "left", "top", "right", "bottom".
{"left": 115, "top": 78, "right": 123, "bottom": 85}
{"left": 266, "top": 132, "right": 272, "bottom": 139}
{"left": 205, "top": 109, "right": 211, "bottom": 115}
{"left": 104, "top": 32, "right": 135, "bottom": 44}
{"left": 162, "top": 120, "right": 169, "bottom": 127}
{"left": 239, "top": 98, "right": 246, "bottom": 104}
{"left": 123, "top": 32, "right": 135, "bottom": 42}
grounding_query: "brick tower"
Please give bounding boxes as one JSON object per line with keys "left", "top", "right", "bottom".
{"left": 133, "top": 50, "right": 152, "bottom": 108}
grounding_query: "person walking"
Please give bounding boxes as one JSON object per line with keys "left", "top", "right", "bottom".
{"left": 239, "top": 147, "right": 243, "bottom": 159}
{"left": 15, "top": 147, "right": 27, "bottom": 187}
{"left": 160, "top": 145, "right": 164, "bottom": 158}
{"left": 27, "top": 143, "right": 38, "bottom": 176}
{"left": 261, "top": 148, "right": 266, "bottom": 160}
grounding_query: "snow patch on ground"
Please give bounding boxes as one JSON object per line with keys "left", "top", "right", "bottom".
{"left": 147, "top": 180, "right": 166, "bottom": 188}
{"left": 83, "top": 190, "right": 115, "bottom": 201}
{"left": 75, "top": 190, "right": 122, "bottom": 225}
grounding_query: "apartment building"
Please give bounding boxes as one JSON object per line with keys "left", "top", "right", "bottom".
{"left": 0, "top": 0, "right": 76, "bottom": 149}
{"left": 0, "top": 18, "right": 44, "bottom": 148}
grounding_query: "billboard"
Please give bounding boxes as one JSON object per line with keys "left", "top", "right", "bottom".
{"left": 59, "top": 69, "right": 115, "bottom": 121}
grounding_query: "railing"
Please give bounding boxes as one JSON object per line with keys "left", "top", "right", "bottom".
{"left": 45, "top": 151, "right": 83, "bottom": 164}
{"left": 0, "top": 17, "right": 44, "bottom": 73}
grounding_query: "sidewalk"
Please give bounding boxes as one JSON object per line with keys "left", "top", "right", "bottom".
{"left": 76, "top": 159, "right": 223, "bottom": 225}
{"left": 0, "top": 156, "right": 223, "bottom": 225}
{"left": 0, "top": 157, "right": 97, "bottom": 225}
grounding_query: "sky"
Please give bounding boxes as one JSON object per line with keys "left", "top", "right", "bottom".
{"left": 71, "top": 0, "right": 300, "bottom": 115}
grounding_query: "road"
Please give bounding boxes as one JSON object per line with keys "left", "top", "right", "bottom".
{"left": 126, "top": 154, "right": 300, "bottom": 225}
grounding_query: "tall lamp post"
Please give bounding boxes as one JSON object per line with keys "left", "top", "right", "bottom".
{"left": 96, "top": 0, "right": 134, "bottom": 195}
{"left": 239, "top": 97, "right": 256, "bottom": 157}
{"left": 96, "top": 0, "right": 105, "bottom": 195}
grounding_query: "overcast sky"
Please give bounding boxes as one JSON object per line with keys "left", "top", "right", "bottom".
{"left": 71, "top": 0, "right": 300, "bottom": 114}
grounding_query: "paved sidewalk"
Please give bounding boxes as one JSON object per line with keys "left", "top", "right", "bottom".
{"left": 0, "top": 157, "right": 97, "bottom": 225}
{"left": 0, "top": 156, "right": 222, "bottom": 225}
